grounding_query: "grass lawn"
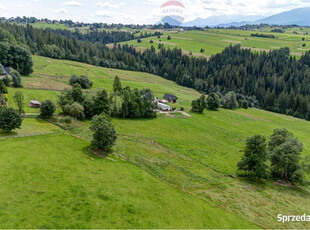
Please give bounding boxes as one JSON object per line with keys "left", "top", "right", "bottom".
{"left": 0, "top": 133, "right": 257, "bottom": 229}
{"left": 0, "top": 118, "right": 60, "bottom": 138}
{"left": 8, "top": 87, "right": 60, "bottom": 114}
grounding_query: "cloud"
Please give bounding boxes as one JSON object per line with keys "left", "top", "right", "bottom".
{"left": 92, "top": 10, "right": 135, "bottom": 23}
{"left": 0, "top": 4, "right": 6, "bottom": 10}
{"left": 63, "top": 1, "right": 81, "bottom": 7}
{"left": 93, "top": 10, "right": 113, "bottom": 17}
{"left": 54, "top": 8, "right": 69, "bottom": 14}
{"left": 96, "top": 1, "right": 125, "bottom": 8}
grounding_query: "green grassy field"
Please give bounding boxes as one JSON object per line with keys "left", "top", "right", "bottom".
{"left": 121, "top": 29, "right": 310, "bottom": 57}
{"left": 3, "top": 55, "right": 310, "bottom": 228}
{"left": 0, "top": 133, "right": 257, "bottom": 229}
{"left": 0, "top": 118, "right": 60, "bottom": 138}
{"left": 29, "top": 22, "right": 73, "bottom": 30}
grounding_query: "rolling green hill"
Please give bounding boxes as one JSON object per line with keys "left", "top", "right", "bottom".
{"left": 3, "top": 55, "right": 310, "bottom": 228}
{"left": 121, "top": 29, "right": 310, "bottom": 57}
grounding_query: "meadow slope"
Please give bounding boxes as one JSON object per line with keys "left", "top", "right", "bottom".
{"left": 4, "top": 55, "right": 310, "bottom": 228}
{"left": 121, "top": 28, "right": 310, "bottom": 57}
{"left": 0, "top": 133, "right": 257, "bottom": 229}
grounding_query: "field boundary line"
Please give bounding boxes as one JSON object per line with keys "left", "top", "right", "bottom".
{"left": 0, "top": 131, "right": 60, "bottom": 140}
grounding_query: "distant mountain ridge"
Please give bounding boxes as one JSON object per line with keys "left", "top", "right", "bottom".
{"left": 255, "top": 7, "right": 310, "bottom": 26}
{"left": 178, "top": 7, "right": 310, "bottom": 27}
{"left": 181, "top": 15, "right": 263, "bottom": 27}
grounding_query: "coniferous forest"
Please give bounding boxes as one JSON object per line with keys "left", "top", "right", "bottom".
{"left": 1, "top": 22, "right": 310, "bottom": 120}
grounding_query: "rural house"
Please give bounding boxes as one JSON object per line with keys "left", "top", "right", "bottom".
{"left": 163, "top": 94, "right": 178, "bottom": 103}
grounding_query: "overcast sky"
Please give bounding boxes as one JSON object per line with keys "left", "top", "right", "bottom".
{"left": 0, "top": 0, "right": 310, "bottom": 24}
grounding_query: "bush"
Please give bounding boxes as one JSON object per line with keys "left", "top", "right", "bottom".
{"left": 206, "top": 92, "right": 220, "bottom": 110}
{"left": 0, "top": 81, "right": 8, "bottom": 94}
{"left": 11, "top": 69, "right": 22, "bottom": 87}
{"left": 0, "top": 107, "right": 22, "bottom": 132}
{"left": 69, "top": 75, "right": 93, "bottom": 89}
{"left": 64, "top": 102, "right": 85, "bottom": 120}
{"left": 64, "top": 117, "right": 73, "bottom": 124}
{"left": 191, "top": 94, "right": 206, "bottom": 113}
{"left": 40, "top": 100, "right": 56, "bottom": 119}
{"left": 90, "top": 115, "right": 117, "bottom": 152}
{"left": 241, "top": 100, "right": 249, "bottom": 109}
{"left": 222, "top": 91, "right": 238, "bottom": 109}
{"left": 3, "top": 76, "right": 11, "bottom": 86}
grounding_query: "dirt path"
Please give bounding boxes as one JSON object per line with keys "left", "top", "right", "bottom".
{"left": 179, "top": 111, "right": 192, "bottom": 117}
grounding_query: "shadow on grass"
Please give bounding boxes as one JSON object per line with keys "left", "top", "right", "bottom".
{"left": 0, "top": 130, "right": 18, "bottom": 138}
{"left": 237, "top": 176, "right": 310, "bottom": 197}
{"left": 82, "top": 146, "right": 114, "bottom": 160}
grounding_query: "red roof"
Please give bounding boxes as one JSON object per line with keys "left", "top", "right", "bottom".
{"left": 161, "top": 1, "right": 185, "bottom": 8}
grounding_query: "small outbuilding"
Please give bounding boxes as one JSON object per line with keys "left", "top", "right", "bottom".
{"left": 29, "top": 100, "right": 41, "bottom": 108}
{"left": 157, "top": 102, "right": 171, "bottom": 111}
{"left": 163, "top": 94, "right": 178, "bottom": 103}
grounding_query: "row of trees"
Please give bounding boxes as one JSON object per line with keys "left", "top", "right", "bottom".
{"left": 46, "top": 29, "right": 136, "bottom": 44}
{"left": 251, "top": 33, "right": 276, "bottom": 39}
{"left": 191, "top": 91, "right": 258, "bottom": 113}
{"left": 58, "top": 76, "right": 157, "bottom": 120}
{"left": 3, "top": 22, "right": 310, "bottom": 121}
{"left": 238, "top": 129, "right": 308, "bottom": 183}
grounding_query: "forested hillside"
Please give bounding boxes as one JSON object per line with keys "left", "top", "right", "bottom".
{"left": 0, "top": 27, "right": 33, "bottom": 75}
{"left": 2, "top": 22, "right": 310, "bottom": 120}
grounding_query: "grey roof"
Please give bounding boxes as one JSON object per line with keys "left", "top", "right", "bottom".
{"left": 163, "top": 94, "right": 178, "bottom": 101}
{"left": 3, "top": 67, "right": 10, "bottom": 75}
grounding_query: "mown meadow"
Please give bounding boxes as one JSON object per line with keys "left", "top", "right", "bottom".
{"left": 2, "top": 55, "right": 310, "bottom": 228}
{"left": 121, "top": 28, "right": 310, "bottom": 57}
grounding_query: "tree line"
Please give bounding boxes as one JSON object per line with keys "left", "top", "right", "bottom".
{"left": 251, "top": 33, "right": 276, "bottom": 39}
{"left": 0, "top": 27, "right": 33, "bottom": 75}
